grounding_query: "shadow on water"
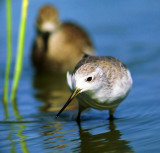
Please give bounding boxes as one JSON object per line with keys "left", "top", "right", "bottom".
{"left": 32, "top": 72, "right": 78, "bottom": 112}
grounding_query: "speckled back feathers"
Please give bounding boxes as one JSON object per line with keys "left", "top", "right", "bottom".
{"left": 73, "top": 56, "right": 128, "bottom": 84}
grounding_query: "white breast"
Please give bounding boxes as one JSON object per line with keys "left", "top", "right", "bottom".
{"left": 66, "top": 69, "right": 133, "bottom": 110}
{"left": 80, "top": 69, "right": 132, "bottom": 110}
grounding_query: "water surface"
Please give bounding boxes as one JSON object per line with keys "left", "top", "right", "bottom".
{"left": 1, "top": 0, "right": 160, "bottom": 153}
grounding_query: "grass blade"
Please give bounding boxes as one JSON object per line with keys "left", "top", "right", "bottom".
{"left": 3, "top": 0, "right": 12, "bottom": 119}
{"left": 11, "top": 0, "right": 28, "bottom": 101}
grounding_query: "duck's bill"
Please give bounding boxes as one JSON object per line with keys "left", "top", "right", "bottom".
{"left": 56, "top": 88, "right": 82, "bottom": 118}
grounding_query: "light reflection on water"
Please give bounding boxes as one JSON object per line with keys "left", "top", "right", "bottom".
{"left": 0, "top": 118, "right": 135, "bottom": 153}
{"left": 32, "top": 73, "right": 78, "bottom": 112}
{"left": 1, "top": 0, "right": 160, "bottom": 153}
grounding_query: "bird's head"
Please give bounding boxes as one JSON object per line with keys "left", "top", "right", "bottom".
{"left": 36, "top": 5, "right": 60, "bottom": 33}
{"left": 74, "top": 63, "right": 106, "bottom": 93}
{"left": 56, "top": 63, "right": 106, "bottom": 118}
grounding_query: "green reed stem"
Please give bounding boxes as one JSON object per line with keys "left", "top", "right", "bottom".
{"left": 2, "top": 0, "right": 12, "bottom": 119}
{"left": 12, "top": 99, "right": 22, "bottom": 120}
{"left": 11, "top": 0, "right": 28, "bottom": 101}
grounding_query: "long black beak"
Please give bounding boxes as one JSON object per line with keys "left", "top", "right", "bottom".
{"left": 56, "top": 88, "right": 82, "bottom": 118}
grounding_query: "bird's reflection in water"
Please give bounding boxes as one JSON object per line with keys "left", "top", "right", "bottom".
{"left": 76, "top": 121, "right": 134, "bottom": 153}
{"left": 32, "top": 72, "right": 78, "bottom": 112}
{"left": 40, "top": 119, "right": 134, "bottom": 153}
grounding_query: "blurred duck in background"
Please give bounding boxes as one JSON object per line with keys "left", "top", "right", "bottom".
{"left": 31, "top": 5, "right": 95, "bottom": 73}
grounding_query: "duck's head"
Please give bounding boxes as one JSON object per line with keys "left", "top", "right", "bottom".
{"left": 36, "top": 5, "right": 60, "bottom": 33}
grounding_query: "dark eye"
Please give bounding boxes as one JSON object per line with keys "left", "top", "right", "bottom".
{"left": 86, "top": 77, "right": 92, "bottom": 82}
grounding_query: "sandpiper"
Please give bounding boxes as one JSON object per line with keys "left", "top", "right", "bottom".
{"left": 56, "top": 55, "right": 133, "bottom": 121}
{"left": 31, "top": 5, "right": 94, "bottom": 73}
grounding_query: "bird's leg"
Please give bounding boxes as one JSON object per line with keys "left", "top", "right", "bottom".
{"left": 76, "top": 110, "right": 81, "bottom": 128}
{"left": 76, "top": 104, "right": 85, "bottom": 123}
{"left": 76, "top": 110, "right": 81, "bottom": 123}
{"left": 108, "top": 108, "right": 116, "bottom": 120}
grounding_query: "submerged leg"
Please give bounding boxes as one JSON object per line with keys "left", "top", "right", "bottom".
{"left": 76, "top": 104, "right": 85, "bottom": 123}
{"left": 108, "top": 108, "right": 116, "bottom": 120}
{"left": 76, "top": 110, "right": 81, "bottom": 123}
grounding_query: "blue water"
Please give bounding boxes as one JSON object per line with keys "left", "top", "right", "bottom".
{"left": 1, "top": 0, "right": 160, "bottom": 153}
